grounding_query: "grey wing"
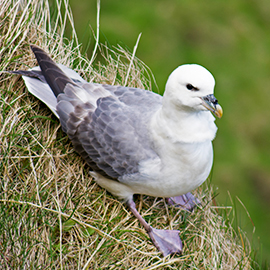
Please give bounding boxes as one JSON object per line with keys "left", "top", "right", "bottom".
{"left": 58, "top": 84, "right": 162, "bottom": 180}
{"left": 103, "top": 84, "right": 162, "bottom": 110}
{"left": 11, "top": 45, "right": 162, "bottom": 180}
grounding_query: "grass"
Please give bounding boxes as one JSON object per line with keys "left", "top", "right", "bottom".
{"left": 69, "top": 1, "right": 270, "bottom": 263}
{"left": 0, "top": 0, "right": 259, "bottom": 268}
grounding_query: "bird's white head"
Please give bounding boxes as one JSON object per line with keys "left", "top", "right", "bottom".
{"left": 164, "top": 64, "right": 223, "bottom": 118}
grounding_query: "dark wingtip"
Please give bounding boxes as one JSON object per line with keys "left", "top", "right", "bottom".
{"left": 30, "top": 44, "right": 43, "bottom": 54}
{"left": 28, "top": 44, "right": 74, "bottom": 97}
{"left": 30, "top": 44, "right": 38, "bottom": 50}
{"left": 29, "top": 44, "right": 50, "bottom": 61}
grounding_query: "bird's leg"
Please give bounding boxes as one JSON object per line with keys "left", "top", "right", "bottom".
{"left": 167, "top": 192, "right": 200, "bottom": 212}
{"left": 127, "top": 198, "right": 182, "bottom": 256}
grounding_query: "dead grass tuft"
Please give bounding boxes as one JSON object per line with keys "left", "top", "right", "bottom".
{"left": 0, "top": 0, "right": 256, "bottom": 269}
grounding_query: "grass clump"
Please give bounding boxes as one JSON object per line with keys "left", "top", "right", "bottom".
{"left": 0, "top": 0, "right": 257, "bottom": 268}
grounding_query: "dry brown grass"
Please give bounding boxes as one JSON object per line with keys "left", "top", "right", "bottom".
{"left": 0, "top": 0, "right": 256, "bottom": 269}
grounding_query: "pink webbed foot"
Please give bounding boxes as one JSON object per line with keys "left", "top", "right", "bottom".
{"left": 127, "top": 199, "right": 182, "bottom": 256}
{"left": 147, "top": 226, "right": 182, "bottom": 256}
{"left": 167, "top": 192, "right": 200, "bottom": 211}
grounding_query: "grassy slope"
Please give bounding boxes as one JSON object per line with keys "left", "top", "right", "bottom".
{"left": 69, "top": 0, "right": 270, "bottom": 264}
{"left": 0, "top": 0, "right": 262, "bottom": 268}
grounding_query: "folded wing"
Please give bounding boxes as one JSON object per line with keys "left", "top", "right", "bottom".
{"left": 15, "top": 45, "right": 162, "bottom": 180}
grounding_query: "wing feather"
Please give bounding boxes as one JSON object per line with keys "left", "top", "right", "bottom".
{"left": 56, "top": 83, "right": 162, "bottom": 180}
{"left": 11, "top": 46, "right": 163, "bottom": 182}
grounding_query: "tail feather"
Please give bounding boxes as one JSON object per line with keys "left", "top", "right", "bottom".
{"left": 21, "top": 71, "right": 59, "bottom": 117}
{"left": 7, "top": 46, "right": 88, "bottom": 118}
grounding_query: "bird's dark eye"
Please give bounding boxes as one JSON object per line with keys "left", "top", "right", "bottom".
{"left": 186, "top": 84, "right": 194, "bottom": 90}
{"left": 186, "top": 83, "right": 199, "bottom": 91}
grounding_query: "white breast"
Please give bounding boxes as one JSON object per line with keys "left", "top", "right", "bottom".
{"left": 121, "top": 107, "right": 216, "bottom": 197}
{"left": 123, "top": 140, "right": 213, "bottom": 197}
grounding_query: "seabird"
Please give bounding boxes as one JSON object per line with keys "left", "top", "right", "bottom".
{"left": 11, "top": 45, "right": 222, "bottom": 256}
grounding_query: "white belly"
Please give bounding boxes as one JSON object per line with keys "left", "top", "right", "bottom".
{"left": 125, "top": 140, "right": 213, "bottom": 197}
{"left": 93, "top": 140, "right": 213, "bottom": 200}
